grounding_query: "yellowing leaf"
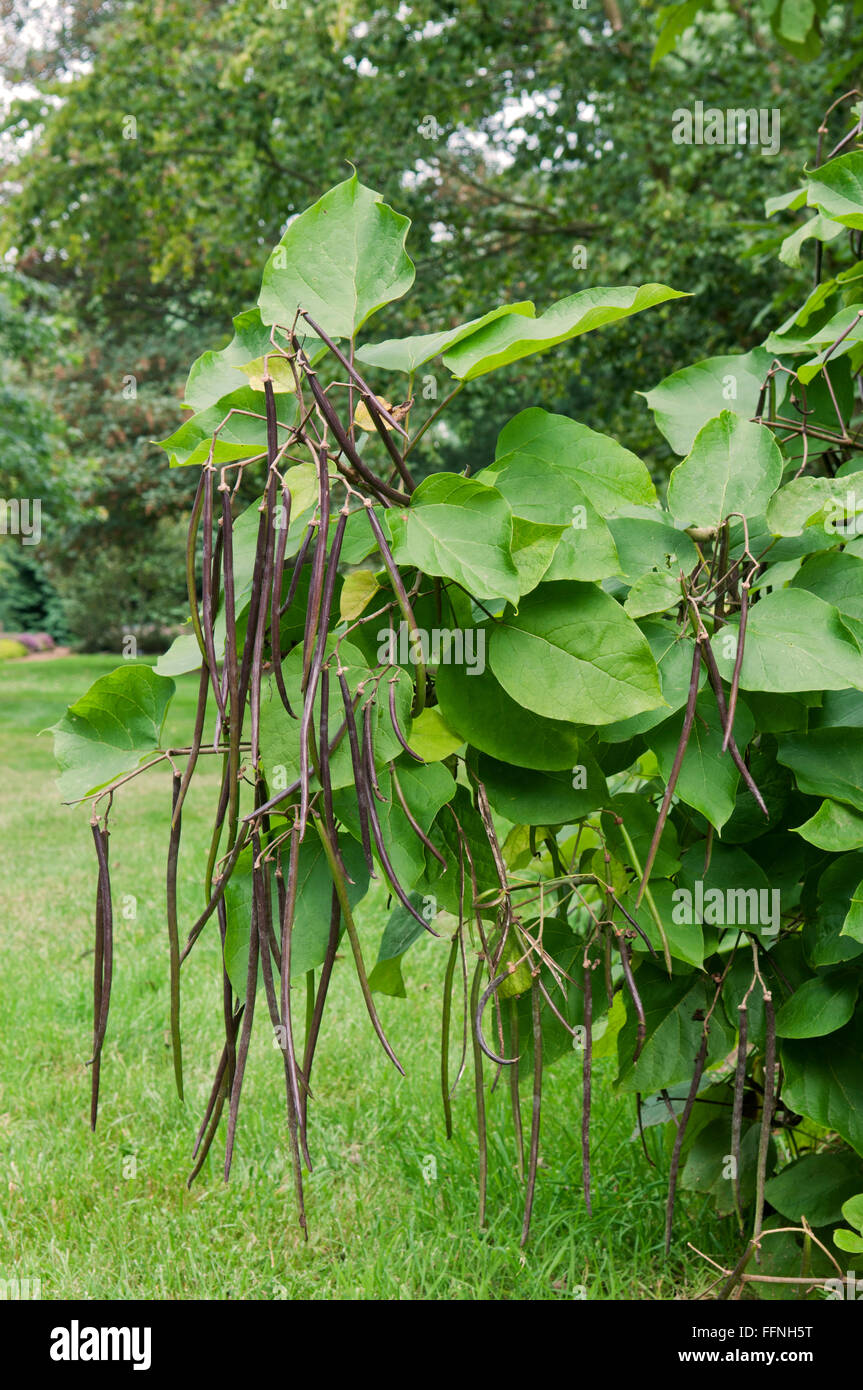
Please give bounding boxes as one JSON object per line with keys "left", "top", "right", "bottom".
{"left": 354, "top": 396, "right": 393, "bottom": 431}
{"left": 239, "top": 355, "right": 297, "bottom": 393}
{"left": 283, "top": 464, "right": 318, "bottom": 516}
{"left": 340, "top": 569, "right": 380, "bottom": 620}
{"left": 407, "top": 706, "right": 464, "bottom": 762}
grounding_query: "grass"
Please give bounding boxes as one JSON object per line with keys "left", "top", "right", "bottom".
{"left": 0, "top": 654, "right": 741, "bottom": 1300}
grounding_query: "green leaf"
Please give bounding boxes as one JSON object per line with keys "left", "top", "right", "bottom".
{"left": 184, "top": 307, "right": 292, "bottom": 413}
{"left": 710, "top": 590, "right": 863, "bottom": 693}
{"left": 223, "top": 836, "right": 369, "bottom": 995}
{"left": 628, "top": 879, "right": 705, "bottom": 969}
{"left": 842, "top": 878, "right": 863, "bottom": 945}
{"left": 488, "top": 581, "right": 663, "bottom": 726}
{"left": 598, "top": 624, "right": 700, "bottom": 743}
{"left": 766, "top": 474, "right": 857, "bottom": 536}
{"left": 434, "top": 656, "right": 585, "bottom": 771}
{"left": 807, "top": 150, "right": 863, "bottom": 231}
{"left": 258, "top": 174, "right": 415, "bottom": 338}
{"left": 765, "top": 1152, "right": 863, "bottom": 1227}
{"left": 778, "top": 729, "right": 863, "bottom": 813}
{"left": 777, "top": 0, "right": 816, "bottom": 43}
{"left": 791, "top": 551, "right": 863, "bottom": 631}
{"left": 259, "top": 639, "right": 414, "bottom": 794}
{"left": 651, "top": 0, "right": 704, "bottom": 67}
{"left": 492, "top": 408, "right": 657, "bottom": 516}
{"left": 406, "top": 706, "right": 463, "bottom": 762}
{"left": 841, "top": 1192, "right": 863, "bottom": 1234}
{"left": 607, "top": 513, "right": 698, "bottom": 580}
{"left": 49, "top": 665, "right": 175, "bottom": 801}
{"left": 441, "top": 283, "right": 688, "bottom": 380}
{"left": 355, "top": 302, "right": 534, "bottom": 373}
{"left": 793, "top": 798, "right": 863, "bottom": 852}
{"left": 640, "top": 349, "right": 782, "bottom": 455}
{"left": 778, "top": 213, "right": 844, "bottom": 268}
{"left": 648, "top": 691, "right": 755, "bottom": 831}
{"left": 469, "top": 749, "right": 608, "bottom": 826}
{"left": 667, "top": 411, "right": 783, "bottom": 529}
{"left": 334, "top": 759, "right": 456, "bottom": 891}
{"left": 603, "top": 793, "right": 681, "bottom": 881}
{"left": 834, "top": 1227, "right": 863, "bottom": 1254}
{"left": 774, "top": 971, "right": 859, "bottom": 1038}
{"left": 615, "top": 961, "right": 733, "bottom": 1094}
{"left": 765, "top": 187, "right": 808, "bottom": 217}
{"left": 781, "top": 1016, "right": 863, "bottom": 1156}
{"left": 808, "top": 854, "right": 863, "bottom": 966}
{"left": 385, "top": 473, "right": 520, "bottom": 605}
{"left": 158, "top": 386, "right": 293, "bottom": 468}
{"left": 368, "top": 892, "right": 435, "bottom": 997}
{"left": 624, "top": 570, "right": 681, "bottom": 619}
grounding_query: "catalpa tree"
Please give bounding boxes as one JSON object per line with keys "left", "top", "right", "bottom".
{"left": 52, "top": 102, "right": 863, "bottom": 1290}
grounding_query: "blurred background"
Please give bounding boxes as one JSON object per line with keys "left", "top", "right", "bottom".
{"left": 0, "top": 0, "right": 859, "bottom": 652}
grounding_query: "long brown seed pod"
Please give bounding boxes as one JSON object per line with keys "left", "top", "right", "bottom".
{"left": 700, "top": 639, "right": 769, "bottom": 817}
{"left": 441, "top": 933, "right": 459, "bottom": 1141}
{"left": 224, "top": 888, "right": 260, "bottom": 1181}
{"left": 731, "top": 1002, "right": 748, "bottom": 1232}
{"left": 313, "top": 815, "right": 404, "bottom": 1075}
{"left": 617, "top": 931, "right": 646, "bottom": 1064}
{"left": 509, "top": 996, "right": 525, "bottom": 1183}
{"left": 753, "top": 993, "right": 776, "bottom": 1247}
{"left": 722, "top": 584, "right": 750, "bottom": 754}
{"left": 390, "top": 762, "right": 445, "bottom": 866}
{"left": 388, "top": 677, "right": 423, "bottom": 762}
{"left": 270, "top": 481, "right": 295, "bottom": 718}
{"left": 362, "top": 700, "right": 389, "bottom": 804}
{"left": 363, "top": 503, "right": 426, "bottom": 713}
{"left": 469, "top": 957, "right": 489, "bottom": 1230}
{"left": 475, "top": 969, "right": 521, "bottom": 1066}
{"left": 636, "top": 636, "right": 702, "bottom": 904}
{"left": 201, "top": 466, "right": 226, "bottom": 720}
{"left": 337, "top": 667, "right": 375, "bottom": 873}
{"left": 185, "top": 468, "right": 208, "bottom": 663}
{"left": 299, "top": 509, "right": 347, "bottom": 834}
{"left": 186, "top": 1007, "right": 243, "bottom": 1188}
{"left": 301, "top": 311, "right": 417, "bottom": 492}
{"left": 664, "top": 1030, "right": 709, "bottom": 1255}
{"left": 88, "top": 823, "right": 106, "bottom": 1130}
{"left": 166, "top": 770, "right": 184, "bottom": 1101}
{"left": 254, "top": 836, "right": 307, "bottom": 1232}
{"left": 581, "top": 957, "right": 593, "bottom": 1215}
{"left": 520, "top": 974, "right": 543, "bottom": 1247}
{"left": 277, "top": 828, "right": 313, "bottom": 1169}
{"left": 219, "top": 487, "right": 243, "bottom": 847}
{"left": 88, "top": 817, "right": 113, "bottom": 1130}
{"left": 301, "top": 444, "right": 332, "bottom": 693}
{"left": 299, "top": 358, "right": 406, "bottom": 506}
{"left": 278, "top": 521, "right": 315, "bottom": 618}
{"left": 301, "top": 886, "right": 341, "bottom": 1131}
{"left": 180, "top": 823, "right": 250, "bottom": 964}
{"left": 363, "top": 742, "right": 436, "bottom": 934}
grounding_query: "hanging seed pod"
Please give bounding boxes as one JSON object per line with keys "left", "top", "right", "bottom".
{"left": 201, "top": 467, "right": 227, "bottom": 721}
{"left": 363, "top": 503, "right": 426, "bottom": 713}
{"left": 278, "top": 522, "right": 315, "bottom": 618}
{"left": 387, "top": 677, "right": 424, "bottom": 763}
{"left": 299, "top": 509, "right": 347, "bottom": 835}
{"left": 664, "top": 1030, "right": 709, "bottom": 1255}
{"left": 301, "top": 886, "right": 341, "bottom": 1131}
{"left": 390, "top": 763, "right": 445, "bottom": 866}
{"left": 469, "top": 958, "right": 488, "bottom": 1230}
{"left": 277, "top": 826, "right": 313, "bottom": 1169}
{"left": 166, "top": 770, "right": 184, "bottom": 1101}
{"left": 581, "top": 956, "right": 593, "bottom": 1215}
{"left": 336, "top": 666, "right": 375, "bottom": 874}
{"left": 520, "top": 975, "right": 543, "bottom": 1247}
{"left": 363, "top": 736, "right": 435, "bottom": 934}
{"left": 270, "top": 481, "right": 295, "bottom": 718}
{"left": 88, "top": 816, "right": 114, "bottom": 1131}
{"left": 224, "top": 885, "right": 260, "bottom": 1181}
{"left": 731, "top": 1003, "right": 748, "bottom": 1232}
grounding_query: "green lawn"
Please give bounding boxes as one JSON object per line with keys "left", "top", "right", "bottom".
{"left": 0, "top": 655, "right": 737, "bottom": 1299}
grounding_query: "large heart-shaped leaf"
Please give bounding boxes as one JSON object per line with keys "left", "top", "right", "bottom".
{"left": 434, "top": 657, "right": 585, "bottom": 770}
{"left": 158, "top": 386, "right": 295, "bottom": 469}
{"left": 491, "top": 408, "right": 657, "bottom": 516}
{"left": 355, "top": 303, "right": 534, "bottom": 373}
{"left": 667, "top": 411, "right": 783, "bottom": 529}
{"left": 711, "top": 590, "right": 863, "bottom": 692}
{"left": 50, "top": 665, "right": 175, "bottom": 801}
{"left": 647, "top": 691, "right": 755, "bottom": 831}
{"left": 441, "top": 283, "right": 688, "bottom": 380}
{"left": 258, "top": 174, "right": 414, "bottom": 338}
{"left": 385, "top": 473, "right": 520, "bottom": 604}
{"left": 488, "top": 581, "right": 663, "bottom": 726}
{"left": 184, "top": 308, "right": 298, "bottom": 413}
{"left": 469, "top": 750, "right": 608, "bottom": 826}
{"left": 781, "top": 1016, "right": 863, "bottom": 1156}
{"left": 775, "top": 971, "right": 859, "bottom": 1039}
{"left": 640, "top": 349, "right": 782, "bottom": 455}
{"left": 778, "top": 728, "right": 863, "bottom": 812}
{"left": 807, "top": 150, "right": 863, "bottom": 231}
